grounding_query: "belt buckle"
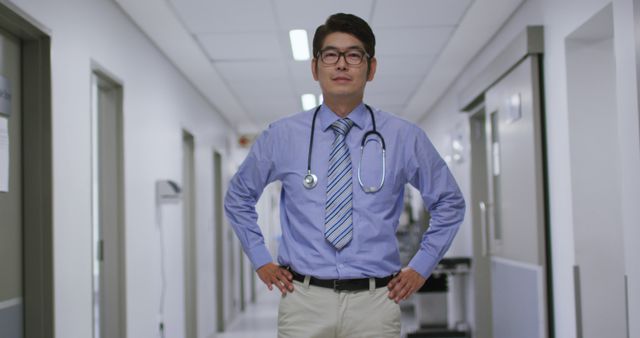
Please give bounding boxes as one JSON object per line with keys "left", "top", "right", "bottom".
{"left": 333, "top": 279, "right": 344, "bottom": 291}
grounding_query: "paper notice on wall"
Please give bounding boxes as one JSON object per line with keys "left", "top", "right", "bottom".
{"left": 0, "top": 117, "right": 9, "bottom": 192}
{"left": 0, "top": 75, "right": 11, "bottom": 117}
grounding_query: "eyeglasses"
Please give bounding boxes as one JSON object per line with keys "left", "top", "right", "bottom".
{"left": 317, "top": 48, "right": 369, "bottom": 65}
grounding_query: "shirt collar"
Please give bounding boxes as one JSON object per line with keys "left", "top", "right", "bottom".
{"left": 318, "top": 103, "right": 368, "bottom": 132}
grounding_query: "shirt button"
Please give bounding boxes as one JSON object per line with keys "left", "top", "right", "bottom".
{"left": 338, "top": 264, "right": 344, "bottom": 268}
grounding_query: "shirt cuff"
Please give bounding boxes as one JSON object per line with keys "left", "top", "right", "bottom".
{"left": 408, "top": 249, "right": 439, "bottom": 279}
{"left": 248, "top": 244, "right": 273, "bottom": 271}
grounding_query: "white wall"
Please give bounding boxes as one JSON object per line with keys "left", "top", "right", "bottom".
{"left": 422, "top": 0, "right": 640, "bottom": 337}
{"left": 566, "top": 18, "right": 627, "bottom": 336}
{"left": 7, "top": 0, "right": 234, "bottom": 337}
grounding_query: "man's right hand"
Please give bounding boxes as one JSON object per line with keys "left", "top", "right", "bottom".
{"left": 256, "top": 263, "right": 294, "bottom": 294}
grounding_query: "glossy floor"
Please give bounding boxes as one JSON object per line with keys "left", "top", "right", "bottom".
{"left": 217, "top": 290, "right": 280, "bottom": 338}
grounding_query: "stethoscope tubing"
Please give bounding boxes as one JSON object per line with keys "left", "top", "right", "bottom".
{"left": 303, "top": 104, "right": 386, "bottom": 193}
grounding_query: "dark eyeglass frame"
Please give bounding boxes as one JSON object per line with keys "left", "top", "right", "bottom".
{"left": 316, "top": 48, "right": 370, "bottom": 66}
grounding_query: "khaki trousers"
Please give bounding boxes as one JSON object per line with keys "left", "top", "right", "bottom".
{"left": 278, "top": 279, "right": 401, "bottom": 338}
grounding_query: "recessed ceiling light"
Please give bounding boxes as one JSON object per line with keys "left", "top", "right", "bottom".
{"left": 289, "top": 29, "right": 310, "bottom": 61}
{"left": 301, "top": 94, "right": 316, "bottom": 110}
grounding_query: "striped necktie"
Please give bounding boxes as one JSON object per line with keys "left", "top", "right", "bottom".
{"left": 324, "top": 118, "right": 355, "bottom": 250}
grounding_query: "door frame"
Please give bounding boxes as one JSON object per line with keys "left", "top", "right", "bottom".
{"left": 90, "top": 67, "right": 127, "bottom": 338}
{"left": 0, "top": 2, "right": 53, "bottom": 338}
{"left": 213, "top": 151, "right": 225, "bottom": 332}
{"left": 468, "top": 104, "right": 494, "bottom": 338}
{"left": 182, "top": 130, "right": 197, "bottom": 338}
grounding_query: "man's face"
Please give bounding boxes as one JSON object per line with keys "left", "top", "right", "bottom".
{"left": 312, "top": 32, "right": 376, "bottom": 101}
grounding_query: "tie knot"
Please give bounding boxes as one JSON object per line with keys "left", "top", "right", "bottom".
{"left": 331, "top": 118, "right": 354, "bottom": 136}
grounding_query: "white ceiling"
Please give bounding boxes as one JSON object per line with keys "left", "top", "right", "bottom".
{"left": 115, "top": 0, "right": 525, "bottom": 134}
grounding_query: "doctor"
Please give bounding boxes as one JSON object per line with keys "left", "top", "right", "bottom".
{"left": 224, "top": 13, "right": 465, "bottom": 338}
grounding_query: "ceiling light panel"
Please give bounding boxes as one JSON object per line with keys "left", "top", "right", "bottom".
{"left": 274, "top": 0, "right": 374, "bottom": 34}
{"left": 292, "top": 79, "right": 322, "bottom": 98}
{"left": 198, "top": 32, "right": 281, "bottom": 60}
{"left": 372, "top": 0, "right": 473, "bottom": 27}
{"left": 365, "top": 76, "right": 423, "bottom": 104}
{"left": 373, "top": 55, "right": 436, "bottom": 77}
{"left": 224, "top": 78, "right": 293, "bottom": 102}
{"left": 289, "top": 61, "right": 320, "bottom": 94}
{"left": 168, "top": 0, "right": 278, "bottom": 33}
{"left": 374, "top": 104, "right": 407, "bottom": 116}
{"left": 301, "top": 94, "right": 317, "bottom": 110}
{"left": 289, "top": 29, "right": 310, "bottom": 60}
{"left": 215, "top": 60, "right": 288, "bottom": 82}
{"left": 374, "top": 26, "right": 456, "bottom": 56}
{"left": 245, "top": 99, "right": 299, "bottom": 123}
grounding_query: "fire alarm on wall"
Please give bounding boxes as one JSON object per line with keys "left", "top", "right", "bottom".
{"left": 238, "top": 134, "right": 256, "bottom": 148}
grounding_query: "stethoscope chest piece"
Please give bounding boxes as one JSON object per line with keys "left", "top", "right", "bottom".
{"left": 303, "top": 104, "right": 385, "bottom": 192}
{"left": 303, "top": 171, "right": 318, "bottom": 189}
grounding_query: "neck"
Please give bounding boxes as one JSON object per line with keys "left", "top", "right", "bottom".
{"left": 323, "top": 96, "right": 363, "bottom": 118}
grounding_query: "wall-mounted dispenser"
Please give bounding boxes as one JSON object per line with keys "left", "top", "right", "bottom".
{"left": 155, "top": 180, "right": 182, "bottom": 204}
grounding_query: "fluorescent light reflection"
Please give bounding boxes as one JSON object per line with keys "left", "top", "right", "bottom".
{"left": 289, "top": 29, "right": 310, "bottom": 60}
{"left": 301, "top": 94, "right": 316, "bottom": 110}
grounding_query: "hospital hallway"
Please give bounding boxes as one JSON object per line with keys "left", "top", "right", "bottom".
{"left": 215, "top": 291, "right": 279, "bottom": 338}
{"left": 1, "top": 0, "right": 640, "bottom": 338}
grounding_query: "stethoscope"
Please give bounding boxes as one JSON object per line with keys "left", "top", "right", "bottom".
{"left": 303, "top": 104, "right": 386, "bottom": 193}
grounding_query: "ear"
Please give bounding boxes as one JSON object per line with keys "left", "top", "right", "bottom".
{"left": 311, "top": 59, "right": 319, "bottom": 81}
{"left": 367, "top": 57, "right": 377, "bottom": 82}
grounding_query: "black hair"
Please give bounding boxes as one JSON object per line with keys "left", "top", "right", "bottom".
{"left": 312, "top": 13, "right": 376, "bottom": 59}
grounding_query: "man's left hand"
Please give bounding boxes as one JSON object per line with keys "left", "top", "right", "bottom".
{"left": 387, "top": 267, "right": 426, "bottom": 303}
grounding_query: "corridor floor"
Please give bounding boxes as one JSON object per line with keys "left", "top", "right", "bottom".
{"left": 217, "top": 290, "right": 279, "bottom": 338}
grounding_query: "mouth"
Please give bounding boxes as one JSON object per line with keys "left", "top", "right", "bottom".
{"left": 332, "top": 76, "right": 352, "bottom": 83}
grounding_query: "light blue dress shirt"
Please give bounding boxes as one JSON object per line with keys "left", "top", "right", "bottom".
{"left": 224, "top": 103, "right": 465, "bottom": 279}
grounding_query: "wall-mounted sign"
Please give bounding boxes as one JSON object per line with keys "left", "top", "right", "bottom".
{"left": 506, "top": 92, "right": 522, "bottom": 124}
{"left": 0, "top": 75, "right": 11, "bottom": 117}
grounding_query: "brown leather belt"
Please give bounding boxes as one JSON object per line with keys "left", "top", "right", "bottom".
{"left": 288, "top": 268, "right": 394, "bottom": 291}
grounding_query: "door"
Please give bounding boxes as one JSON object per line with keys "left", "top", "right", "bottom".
{"left": 0, "top": 26, "right": 23, "bottom": 338}
{"left": 91, "top": 72, "right": 126, "bottom": 338}
{"left": 471, "top": 55, "right": 550, "bottom": 338}
{"left": 0, "top": 5, "right": 54, "bottom": 336}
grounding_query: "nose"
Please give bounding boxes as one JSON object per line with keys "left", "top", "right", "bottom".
{"left": 335, "top": 54, "right": 348, "bottom": 70}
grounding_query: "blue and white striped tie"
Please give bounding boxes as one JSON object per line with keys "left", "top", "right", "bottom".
{"left": 324, "top": 118, "right": 354, "bottom": 250}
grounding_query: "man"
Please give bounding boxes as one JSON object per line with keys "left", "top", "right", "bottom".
{"left": 225, "top": 13, "right": 465, "bottom": 338}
